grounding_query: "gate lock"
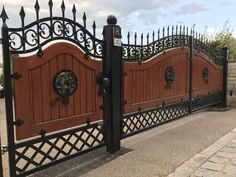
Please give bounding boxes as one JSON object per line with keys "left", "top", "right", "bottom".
{"left": 96, "top": 73, "right": 110, "bottom": 97}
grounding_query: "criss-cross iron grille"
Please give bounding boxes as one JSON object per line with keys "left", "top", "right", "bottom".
{"left": 122, "top": 101, "right": 189, "bottom": 138}
{"left": 14, "top": 121, "right": 104, "bottom": 176}
{"left": 192, "top": 92, "right": 223, "bottom": 112}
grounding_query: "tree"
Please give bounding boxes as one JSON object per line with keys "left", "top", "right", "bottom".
{"left": 208, "top": 21, "right": 236, "bottom": 60}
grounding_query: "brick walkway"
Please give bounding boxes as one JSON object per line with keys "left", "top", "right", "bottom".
{"left": 168, "top": 128, "right": 236, "bottom": 177}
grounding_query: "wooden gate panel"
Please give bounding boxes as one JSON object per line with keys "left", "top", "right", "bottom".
{"left": 192, "top": 50, "right": 223, "bottom": 97}
{"left": 124, "top": 48, "right": 189, "bottom": 113}
{"left": 13, "top": 43, "right": 102, "bottom": 140}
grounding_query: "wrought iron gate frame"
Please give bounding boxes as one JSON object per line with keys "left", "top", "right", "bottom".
{"left": 0, "top": 1, "right": 228, "bottom": 177}
{"left": 121, "top": 27, "right": 228, "bottom": 138}
{"left": 0, "top": 1, "right": 123, "bottom": 176}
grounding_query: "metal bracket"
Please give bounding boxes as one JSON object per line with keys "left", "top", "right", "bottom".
{"left": 13, "top": 119, "right": 24, "bottom": 126}
{"left": 1, "top": 145, "right": 8, "bottom": 154}
{"left": 11, "top": 72, "right": 22, "bottom": 80}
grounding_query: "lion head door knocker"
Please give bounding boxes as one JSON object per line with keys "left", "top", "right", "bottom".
{"left": 165, "top": 66, "right": 175, "bottom": 87}
{"left": 202, "top": 67, "right": 208, "bottom": 83}
{"left": 52, "top": 70, "right": 78, "bottom": 105}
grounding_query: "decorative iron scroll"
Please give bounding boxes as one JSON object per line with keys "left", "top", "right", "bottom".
{"left": 202, "top": 67, "right": 209, "bottom": 83}
{"left": 122, "top": 27, "right": 223, "bottom": 65}
{"left": 53, "top": 70, "right": 78, "bottom": 104}
{"left": 165, "top": 66, "right": 175, "bottom": 87}
{"left": 5, "top": 0, "right": 103, "bottom": 59}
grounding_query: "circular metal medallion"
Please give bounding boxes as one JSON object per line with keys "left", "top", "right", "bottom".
{"left": 53, "top": 70, "right": 78, "bottom": 98}
{"left": 202, "top": 67, "right": 208, "bottom": 83}
{"left": 165, "top": 66, "right": 175, "bottom": 87}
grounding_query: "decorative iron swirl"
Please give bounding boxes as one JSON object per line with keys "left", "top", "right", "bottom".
{"left": 122, "top": 35, "right": 223, "bottom": 65}
{"left": 8, "top": 17, "right": 104, "bottom": 59}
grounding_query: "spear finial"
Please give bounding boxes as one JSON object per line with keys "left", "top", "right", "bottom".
{"left": 0, "top": 6, "right": 8, "bottom": 23}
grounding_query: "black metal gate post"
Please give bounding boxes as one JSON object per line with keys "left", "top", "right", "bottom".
{"left": 221, "top": 47, "right": 228, "bottom": 108}
{"left": 188, "top": 35, "right": 193, "bottom": 113}
{"left": 102, "top": 15, "right": 122, "bottom": 153}
{"left": 1, "top": 7, "right": 17, "bottom": 177}
{"left": 0, "top": 134, "right": 3, "bottom": 177}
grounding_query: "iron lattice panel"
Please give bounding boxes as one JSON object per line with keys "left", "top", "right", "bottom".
{"left": 14, "top": 121, "right": 104, "bottom": 176}
{"left": 122, "top": 101, "right": 189, "bottom": 138}
{"left": 192, "top": 92, "right": 223, "bottom": 112}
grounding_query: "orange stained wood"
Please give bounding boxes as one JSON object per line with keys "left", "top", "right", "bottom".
{"left": 13, "top": 42, "right": 102, "bottom": 140}
{"left": 124, "top": 47, "right": 190, "bottom": 113}
{"left": 192, "top": 50, "right": 223, "bottom": 97}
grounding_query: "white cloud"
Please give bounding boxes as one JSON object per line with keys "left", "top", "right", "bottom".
{"left": 176, "top": 3, "right": 209, "bottom": 15}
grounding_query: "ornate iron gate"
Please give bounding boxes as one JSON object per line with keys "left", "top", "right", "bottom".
{"left": 0, "top": 1, "right": 122, "bottom": 176}
{"left": 0, "top": 1, "right": 227, "bottom": 177}
{"left": 121, "top": 29, "right": 227, "bottom": 138}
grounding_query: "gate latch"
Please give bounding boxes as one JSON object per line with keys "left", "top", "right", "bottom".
{"left": 1, "top": 145, "right": 8, "bottom": 154}
{"left": 96, "top": 73, "right": 110, "bottom": 97}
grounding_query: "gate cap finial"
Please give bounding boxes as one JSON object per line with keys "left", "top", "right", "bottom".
{"left": 0, "top": 6, "right": 8, "bottom": 23}
{"left": 107, "top": 15, "right": 117, "bottom": 25}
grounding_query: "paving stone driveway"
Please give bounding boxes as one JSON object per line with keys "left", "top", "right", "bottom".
{"left": 168, "top": 128, "right": 236, "bottom": 177}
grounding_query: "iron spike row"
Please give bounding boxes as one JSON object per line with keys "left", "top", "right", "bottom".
{"left": 183, "top": 26, "right": 185, "bottom": 35}
{"left": 72, "top": 4, "right": 76, "bottom": 22}
{"left": 127, "top": 32, "right": 130, "bottom": 45}
{"left": 180, "top": 25, "right": 182, "bottom": 35}
{"left": 141, "top": 33, "right": 143, "bottom": 45}
{"left": 83, "top": 12, "right": 87, "bottom": 28}
{"left": 19, "top": 6, "right": 25, "bottom": 27}
{"left": 158, "top": 29, "right": 160, "bottom": 40}
{"left": 134, "top": 32, "right": 137, "bottom": 45}
{"left": 167, "top": 26, "right": 169, "bottom": 36}
{"left": 61, "top": 0, "right": 65, "bottom": 18}
{"left": 92, "top": 21, "right": 96, "bottom": 37}
{"left": 172, "top": 26, "right": 174, "bottom": 35}
{"left": 0, "top": 6, "right": 9, "bottom": 23}
{"left": 152, "top": 31, "right": 155, "bottom": 42}
{"left": 147, "top": 33, "right": 149, "bottom": 45}
{"left": 187, "top": 27, "right": 189, "bottom": 36}
{"left": 176, "top": 25, "right": 178, "bottom": 35}
{"left": 34, "top": 0, "right": 40, "bottom": 17}
{"left": 48, "top": 0, "right": 53, "bottom": 17}
{"left": 162, "top": 27, "right": 165, "bottom": 38}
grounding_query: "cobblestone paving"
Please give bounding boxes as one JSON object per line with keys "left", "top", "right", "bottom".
{"left": 168, "top": 128, "right": 236, "bottom": 177}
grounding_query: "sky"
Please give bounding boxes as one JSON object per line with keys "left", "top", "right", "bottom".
{"left": 0, "top": 0, "right": 236, "bottom": 62}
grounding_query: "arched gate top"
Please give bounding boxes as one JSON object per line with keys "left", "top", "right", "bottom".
{"left": 1, "top": 0, "right": 104, "bottom": 59}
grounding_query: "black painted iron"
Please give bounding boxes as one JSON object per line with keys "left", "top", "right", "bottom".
{"left": 165, "top": 66, "right": 175, "bottom": 87}
{"left": 0, "top": 1, "right": 227, "bottom": 176}
{"left": 102, "top": 15, "right": 122, "bottom": 153}
{"left": 7, "top": 1, "right": 104, "bottom": 59}
{"left": 123, "top": 27, "right": 223, "bottom": 65}
{"left": 53, "top": 69, "right": 78, "bottom": 104}
{"left": 202, "top": 67, "right": 209, "bottom": 83}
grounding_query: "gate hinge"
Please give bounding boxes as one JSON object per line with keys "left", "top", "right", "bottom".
{"left": 11, "top": 72, "right": 22, "bottom": 80}
{"left": 1, "top": 145, "right": 8, "bottom": 154}
{"left": 13, "top": 119, "right": 24, "bottom": 126}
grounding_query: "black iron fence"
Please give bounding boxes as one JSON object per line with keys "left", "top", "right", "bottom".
{"left": 0, "top": 0, "right": 228, "bottom": 177}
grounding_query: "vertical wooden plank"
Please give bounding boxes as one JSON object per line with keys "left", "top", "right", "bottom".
{"left": 31, "top": 67, "right": 43, "bottom": 123}
{"left": 92, "top": 70, "right": 95, "bottom": 112}
{"left": 41, "top": 63, "right": 51, "bottom": 122}
{"left": 57, "top": 54, "right": 67, "bottom": 118}
{"left": 73, "top": 59, "right": 81, "bottom": 115}
{"left": 50, "top": 57, "right": 59, "bottom": 120}
{"left": 66, "top": 54, "right": 74, "bottom": 116}
{"left": 80, "top": 63, "right": 87, "bottom": 114}
{"left": 86, "top": 68, "right": 93, "bottom": 112}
